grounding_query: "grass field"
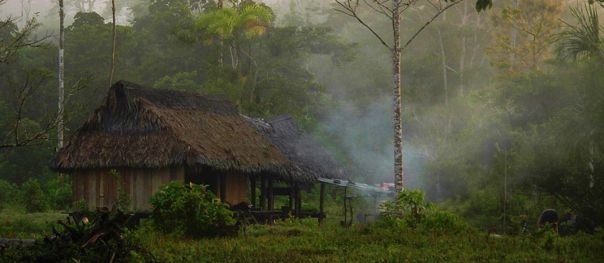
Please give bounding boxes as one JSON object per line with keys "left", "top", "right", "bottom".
{"left": 2, "top": 211, "right": 603, "bottom": 262}
{"left": 0, "top": 209, "right": 67, "bottom": 239}
{"left": 133, "top": 218, "right": 604, "bottom": 262}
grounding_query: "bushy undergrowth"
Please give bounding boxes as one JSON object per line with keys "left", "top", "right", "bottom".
{"left": 0, "top": 180, "right": 17, "bottom": 211}
{"left": 0, "top": 210, "right": 155, "bottom": 262}
{"left": 20, "top": 179, "right": 49, "bottom": 213}
{"left": 0, "top": 178, "right": 71, "bottom": 213}
{"left": 150, "top": 182, "right": 236, "bottom": 238}
{"left": 380, "top": 189, "right": 469, "bottom": 233}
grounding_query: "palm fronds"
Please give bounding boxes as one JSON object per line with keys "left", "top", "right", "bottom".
{"left": 555, "top": 4, "right": 603, "bottom": 61}
{"left": 195, "top": 3, "right": 274, "bottom": 43}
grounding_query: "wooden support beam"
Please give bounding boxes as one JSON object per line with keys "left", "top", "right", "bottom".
{"left": 272, "top": 187, "right": 293, "bottom": 196}
{"left": 268, "top": 177, "right": 274, "bottom": 210}
{"left": 288, "top": 182, "right": 294, "bottom": 212}
{"left": 219, "top": 174, "right": 226, "bottom": 201}
{"left": 260, "top": 176, "right": 266, "bottom": 210}
{"left": 250, "top": 175, "right": 256, "bottom": 208}
{"left": 319, "top": 183, "right": 325, "bottom": 224}
{"left": 295, "top": 187, "right": 301, "bottom": 218}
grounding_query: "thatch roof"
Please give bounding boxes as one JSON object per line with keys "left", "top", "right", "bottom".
{"left": 53, "top": 81, "right": 290, "bottom": 174}
{"left": 246, "top": 115, "right": 346, "bottom": 182}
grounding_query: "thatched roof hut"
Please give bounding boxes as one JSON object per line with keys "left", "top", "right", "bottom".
{"left": 246, "top": 115, "right": 346, "bottom": 183}
{"left": 54, "top": 81, "right": 345, "bottom": 211}
{"left": 53, "top": 80, "right": 289, "bottom": 174}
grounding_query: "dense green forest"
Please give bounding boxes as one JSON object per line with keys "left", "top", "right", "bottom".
{"left": 1, "top": 0, "right": 604, "bottom": 261}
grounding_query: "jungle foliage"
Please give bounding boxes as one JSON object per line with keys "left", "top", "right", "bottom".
{"left": 150, "top": 181, "right": 237, "bottom": 238}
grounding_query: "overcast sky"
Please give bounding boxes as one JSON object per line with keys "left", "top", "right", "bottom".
{"left": 0, "top": 0, "right": 53, "bottom": 18}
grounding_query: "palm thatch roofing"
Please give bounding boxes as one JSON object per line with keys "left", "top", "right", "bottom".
{"left": 245, "top": 115, "right": 346, "bottom": 182}
{"left": 53, "top": 80, "right": 290, "bottom": 174}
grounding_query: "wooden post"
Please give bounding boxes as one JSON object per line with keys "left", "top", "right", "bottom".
{"left": 295, "top": 187, "right": 301, "bottom": 218}
{"left": 260, "top": 176, "right": 266, "bottom": 210}
{"left": 219, "top": 174, "right": 226, "bottom": 201}
{"left": 288, "top": 183, "right": 294, "bottom": 213}
{"left": 319, "top": 183, "right": 325, "bottom": 224}
{"left": 250, "top": 175, "right": 256, "bottom": 208}
{"left": 268, "top": 178, "right": 274, "bottom": 210}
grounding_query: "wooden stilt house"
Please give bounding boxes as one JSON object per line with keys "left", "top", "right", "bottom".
{"left": 53, "top": 81, "right": 345, "bottom": 219}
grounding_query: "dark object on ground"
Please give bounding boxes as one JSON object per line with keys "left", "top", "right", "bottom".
{"left": 538, "top": 209, "right": 559, "bottom": 232}
{"left": 574, "top": 214, "right": 596, "bottom": 233}
{"left": 560, "top": 211, "right": 596, "bottom": 235}
{"left": 0, "top": 239, "right": 34, "bottom": 253}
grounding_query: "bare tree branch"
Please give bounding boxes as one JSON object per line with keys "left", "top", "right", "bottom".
{"left": 397, "top": 0, "right": 418, "bottom": 17}
{"left": 0, "top": 17, "right": 48, "bottom": 65}
{"left": 424, "top": 0, "right": 440, "bottom": 11}
{"left": 363, "top": 0, "right": 392, "bottom": 18}
{"left": 1, "top": 73, "right": 56, "bottom": 150}
{"left": 335, "top": 0, "right": 393, "bottom": 50}
{"left": 402, "top": 0, "right": 463, "bottom": 50}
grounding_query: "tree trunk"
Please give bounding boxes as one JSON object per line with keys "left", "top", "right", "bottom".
{"left": 392, "top": 0, "right": 404, "bottom": 192}
{"left": 57, "top": 0, "right": 65, "bottom": 150}
{"left": 218, "top": 0, "right": 224, "bottom": 67}
{"left": 437, "top": 29, "right": 448, "bottom": 107}
{"left": 469, "top": 13, "right": 481, "bottom": 68}
{"left": 334, "top": 0, "right": 463, "bottom": 193}
{"left": 108, "top": 0, "right": 116, "bottom": 87}
{"left": 459, "top": 0, "right": 468, "bottom": 97}
{"left": 510, "top": 0, "right": 518, "bottom": 70}
{"left": 503, "top": 149, "right": 508, "bottom": 234}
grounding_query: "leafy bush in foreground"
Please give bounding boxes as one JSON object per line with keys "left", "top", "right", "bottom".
{"left": 0, "top": 209, "right": 154, "bottom": 262}
{"left": 380, "top": 189, "right": 469, "bottom": 232}
{"left": 150, "top": 182, "right": 236, "bottom": 238}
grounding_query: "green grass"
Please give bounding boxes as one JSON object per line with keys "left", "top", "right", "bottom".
{"left": 2, "top": 207, "right": 603, "bottom": 262}
{"left": 0, "top": 209, "right": 67, "bottom": 239}
{"left": 133, "top": 218, "right": 604, "bottom": 262}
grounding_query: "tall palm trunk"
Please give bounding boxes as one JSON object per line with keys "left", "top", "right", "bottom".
{"left": 57, "top": 0, "right": 65, "bottom": 150}
{"left": 218, "top": 0, "right": 224, "bottom": 67}
{"left": 459, "top": 0, "right": 468, "bottom": 97}
{"left": 108, "top": 0, "right": 116, "bottom": 87}
{"left": 392, "top": 0, "right": 404, "bottom": 192}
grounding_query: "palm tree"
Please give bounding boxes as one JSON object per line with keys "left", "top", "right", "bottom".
{"left": 556, "top": 4, "right": 603, "bottom": 61}
{"left": 58, "top": 0, "right": 65, "bottom": 150}
{"left": 108, "top": 0, "right": 116, "bottom": 87}
{"left": 195, "top": 3, "right": 273, "bottom": 70}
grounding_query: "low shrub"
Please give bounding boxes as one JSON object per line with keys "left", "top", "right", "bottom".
{"left": 381, "top": 189, "right": 429, "bottom": 228}
{"left": 44, "top": 176, "right": 72, "bottom": 211}
{"left": 379, "top": 189, "right": 470, "bottom": 233}
{"left": 150, "top": 182, "right": 236, "bottom": 238}
{"left": 420, "top": 209, "right": 470, "bottom": 233}
{"left": 20, "top": 179, "right": 48, "bottom": 213}
{"left": 0, "top": 179, "right": 17, "bottom": 211}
